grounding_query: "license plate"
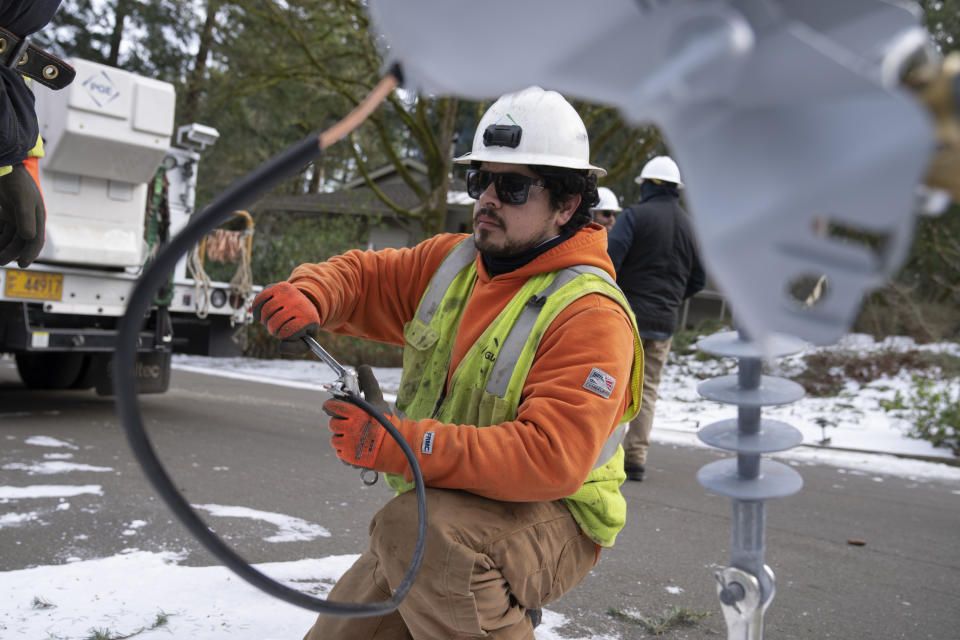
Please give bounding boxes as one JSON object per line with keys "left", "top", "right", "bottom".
{"left": 4, "top": 269, "right": 64, "bottom": 301}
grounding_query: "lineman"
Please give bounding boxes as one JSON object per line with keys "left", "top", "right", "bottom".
{"left": 590, "top": 186, "right": 621, "bottom": 230}
{"left": 607, "top": 155, "right": 705, "bottom": 482}
{"left": 254, "top": 86, "right": 643, "bottom": 639}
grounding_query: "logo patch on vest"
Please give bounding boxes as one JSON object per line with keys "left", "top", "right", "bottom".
{"left": 583, "top": 367, "right": 615, "bottom": 399}
{"left": 421, "top": 431, "right": 435, "bottom": 454}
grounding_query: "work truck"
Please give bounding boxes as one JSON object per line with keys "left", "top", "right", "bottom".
{"left": 0, "top": 58, "right": 256, "bottom": 394}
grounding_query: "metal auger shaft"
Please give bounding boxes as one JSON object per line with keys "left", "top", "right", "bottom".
{"left": 695, "top": 330, "right": 807, "bottom": 639}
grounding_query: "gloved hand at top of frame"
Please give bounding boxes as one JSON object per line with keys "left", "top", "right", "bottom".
{"left": 252, "top": 281, "right": 320, "bottom": 355}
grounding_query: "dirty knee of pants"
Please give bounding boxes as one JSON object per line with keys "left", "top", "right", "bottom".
{"left": 369, "top": 488, "right": 597, "bottom": 638}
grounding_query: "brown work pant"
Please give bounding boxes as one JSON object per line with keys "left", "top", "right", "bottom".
{"left": 303, "top": 488, "right": 598, "bottom": 639}
{"left": 623, "top": 336, "right": 672, "bottom": 466}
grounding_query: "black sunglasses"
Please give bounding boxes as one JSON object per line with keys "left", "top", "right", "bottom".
{"left": 465, "top": 169, "right": 545, "bottom": 205}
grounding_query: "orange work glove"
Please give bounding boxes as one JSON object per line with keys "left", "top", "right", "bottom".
{"left": 324, "top": 398, "right": 391, "bottom": 470}
{"left": 252, "top": 282, "right": 320, "bottom": 354}
{"left": 0, "top": 160, "right": 46, "bottom": 267}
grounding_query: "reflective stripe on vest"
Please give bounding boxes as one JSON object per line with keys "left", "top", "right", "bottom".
{"left": 485, "top": 265, "right": 613, "bottom": 396}
{"left": 415, "top": 236, "right": 478, "bottom": 325}
{"left": 483, "top": 264, "right": 625, "bottom": 470}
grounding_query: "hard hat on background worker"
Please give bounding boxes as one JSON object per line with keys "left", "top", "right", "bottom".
{"left": 453, "top": 86, "right": 606, "bottom": 177}
{"left": 636, "top": 155, "right": 683, "bottom": 187}
{"left": 591, "top": 187, "right": 622, "bottom": 213}
{"left": 590, "top": 186, "right": 621, "bottom": 230}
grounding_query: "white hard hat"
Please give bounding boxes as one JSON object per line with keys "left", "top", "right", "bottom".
{"left": 453, "top": 86, "right": 606, "bottom": 177}
{"left": 636, "top": 155, "right": 683, "bottom": 187}
{"left": 591, "top": 187, "right": 621, "bottom": 212}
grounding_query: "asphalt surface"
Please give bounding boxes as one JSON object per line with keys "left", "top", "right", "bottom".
{"left": 1, "top": 359, "right": 958, "bottom": 639}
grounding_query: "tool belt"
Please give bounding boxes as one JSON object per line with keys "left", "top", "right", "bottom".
{"left": 0, "top": 25, "right": 75, "bottom": 90}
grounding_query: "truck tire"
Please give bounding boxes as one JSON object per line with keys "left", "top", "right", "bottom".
{"left": 71, "top": 354, "right": 110, "bottom": 390}
{"left": 15, "top": 352, "right": 86, "bottom": 390}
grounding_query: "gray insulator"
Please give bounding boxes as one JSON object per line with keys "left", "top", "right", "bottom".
{"left": 698, "top": 375, "right": 805, "bottom": 406}
{"left": 697, "top": 330, "right": 807, "bottom": 359}
{"left": 698, "top": 458, "right": 804, "bottom": 500}
{"left": 696, "top": 327, "right": 807, "bottom": 635}
{"left": 698, "top": 417, "right": 803, "bottom": 453}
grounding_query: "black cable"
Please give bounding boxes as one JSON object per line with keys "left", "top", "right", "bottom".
{"left": 115, "top": 130, "right": 427, "bottom": 616}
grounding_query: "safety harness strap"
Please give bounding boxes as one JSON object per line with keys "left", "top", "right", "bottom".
{"left": 0, "top": 26, "right": 75, "bottom": 90}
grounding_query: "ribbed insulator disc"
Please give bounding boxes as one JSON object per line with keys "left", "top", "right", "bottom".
{"left": 696, "top": 331, "right": 808, "bottom": 359}
{"left": 698, "top": 418, "right": 804, "bottom": 453}
{"left": 697, "top": 458, "right": 804, "bottom": 499}
{"left": 698, "top": 375, "right": 805, "bottom": 406}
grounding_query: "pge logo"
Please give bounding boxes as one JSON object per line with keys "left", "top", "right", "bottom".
{"left": 81, "top": 71, "right": 121, "bottom": 108}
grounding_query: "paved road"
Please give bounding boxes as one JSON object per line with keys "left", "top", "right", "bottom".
{"left": 1, "top": 360, "right": 958, "bottom": 639}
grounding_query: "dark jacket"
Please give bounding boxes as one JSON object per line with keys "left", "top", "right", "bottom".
{"left": 607, "top": 184, "right": 705, "bottom": 336}
{"left": 0, "top": 0, "right": 62, "bottom": 166}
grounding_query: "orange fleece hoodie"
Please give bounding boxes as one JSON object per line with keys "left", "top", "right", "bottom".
{"left": 289, "top": 223, "right": 635, "bottom": 502}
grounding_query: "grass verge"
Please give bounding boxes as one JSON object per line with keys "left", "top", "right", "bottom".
{"left": 608, "top": 605, "right": 712, "bottom": 635}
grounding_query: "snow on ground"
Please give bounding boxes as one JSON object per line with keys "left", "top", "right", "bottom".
{"left": 2, "top": 551, "right": 351, "bottom": 640}
{"left": 2, "top": 551, "right": 607, "bottom": 640}
{"left": 0, "top": 485, "right": 103, "bottom": 499}
{"left": 2, "top": 461, "right": 113, "bottom": 475}
{"left": 173, "top": 333, "right": 960, "bottom": 477}
{"left": 3, "top": 333, "right": 958, "bottom": 639}
{"left": 192, "top": 504, "right": 332, "bottom": 542}
{"left": 24, "top": 436, "right": 76, "bottom": 450}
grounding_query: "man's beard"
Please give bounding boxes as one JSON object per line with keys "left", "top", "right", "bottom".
{"left": 473, "top": 207, "right": 538, "bottom": 258}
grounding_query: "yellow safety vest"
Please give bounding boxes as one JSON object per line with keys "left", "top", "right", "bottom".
{"left": 385, "top": 237, "right": 644, "bottom": 546}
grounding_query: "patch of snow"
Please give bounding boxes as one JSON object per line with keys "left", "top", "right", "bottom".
{"left": 0, "top": 485, "right": 103, "bottom": 499}
{"left": 1, "top": 461, "right": 113, "bottom": 475}
{"left": 23, "top": 436, "right": 77, "bottom": 450}
{"left": 193, "top": 504, "right": 331, "bottom": 543}
{"left": 0, "top": 550, "right": 620, "bottom": 640}
{"left": 652, "top": 429, "right": 960, "bottom": 481}
{"left": 0, "top": 511, "right": 39, "bottom": 527}
{"left": 121, "top": 520, "right": 148, "bottom": 536}
{"left": 42, "top": 453, "right": 74, "bottom": 460}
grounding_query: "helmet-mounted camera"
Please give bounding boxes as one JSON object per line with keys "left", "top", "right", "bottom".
{"left": 483, "top": 124, "right": 522, "bottom": 149}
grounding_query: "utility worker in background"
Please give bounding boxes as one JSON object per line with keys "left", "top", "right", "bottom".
{"left": 0, "top": 0, "right": 72, "bottom": 267}
{"left": 253, "top": 85, "right": 643, "bottom": 639}
{"left": 590, "top": 186, "right": 621, "bottom": 231}
{"left": 607, "top": 155, "right": 704, "bottom": 482}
